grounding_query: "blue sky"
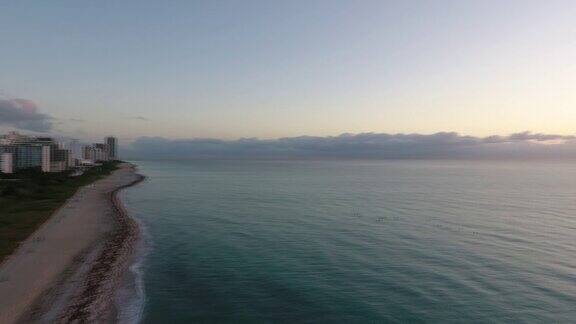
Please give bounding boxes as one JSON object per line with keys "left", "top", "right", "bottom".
{"left": 0, "top": 0, "right": 575, "bottom": 142}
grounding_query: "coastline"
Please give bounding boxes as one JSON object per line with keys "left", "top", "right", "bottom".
{"left": 0, "top": 163, "right": 145, "bottom": 323}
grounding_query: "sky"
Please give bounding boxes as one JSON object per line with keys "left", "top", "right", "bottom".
{"left": 0, "top": 1, "right": 575, "bottom": 157}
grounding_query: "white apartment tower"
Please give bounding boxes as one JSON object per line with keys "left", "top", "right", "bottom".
{"left": 41, "top": 145, "right": 51, "bottom": 172}
{"left": 1, "top": 153, "right": 14, "bottom": 174}
{"left": 105, "top": 136, "right": 118, "bottom": 160}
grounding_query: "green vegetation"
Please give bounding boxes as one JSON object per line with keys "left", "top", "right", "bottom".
{"left": 0, "top": 161, "right": 120, "bottom": 262}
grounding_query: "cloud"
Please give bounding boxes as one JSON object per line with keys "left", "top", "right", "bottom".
{"left": 0, "top": 98, "right": 53, "bottom": 132}
{"left": 483, "top": 131, "right": 575, "bottom": 143}
{"left": 124, "top": 132, "right": 576, "bottom": 160}
{"left": 127, "top": 116, "right": 150, "bottom": 121}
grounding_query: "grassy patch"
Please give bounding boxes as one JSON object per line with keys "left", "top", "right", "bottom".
{"left": 0, "top": 161, "right": 121, "bottom": 262}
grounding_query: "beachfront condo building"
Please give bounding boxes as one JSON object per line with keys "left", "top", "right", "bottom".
{"left": 41, "top": 144, "right": 70, "bottom": 173}
{"left": 0, "top": 132, "right": 73, "bottom": 174}
{"left": 1, "top": 152, "right": 13, "bottom": 174}
{"left": 82, "top": 140, "right": 115, "bottom": 163}
{"left": 0, "top": 132, "right": 119, "bottom": 174}
{"left": 105, "top": 136, "right": 118, "bottom": 160}
{"left": 1, "top": 144, "right": 44, "bottom": 173}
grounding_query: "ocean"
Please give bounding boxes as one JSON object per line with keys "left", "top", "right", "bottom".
{"left": 120, "top": 160, "right": 576, "bottom": 323}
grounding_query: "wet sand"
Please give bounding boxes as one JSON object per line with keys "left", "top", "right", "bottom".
{"left": 0, "top": 163, "right": 144, "bottom": 323}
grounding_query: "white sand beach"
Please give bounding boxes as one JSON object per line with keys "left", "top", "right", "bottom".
{"left": 0, "top": 163, "right": 143, "bottom": 323}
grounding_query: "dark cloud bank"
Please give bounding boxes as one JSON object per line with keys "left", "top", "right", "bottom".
{"left": 0, "top": 98, "right": 52, "bottom": 132}
{"left": 125, "top": 132, "right": 576, "bottom": 160}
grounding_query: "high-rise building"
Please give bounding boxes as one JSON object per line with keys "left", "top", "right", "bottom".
{"left": 41, "top": 145, "right": 51, "bottom": 172}
{"left": 0, "top": 131, "right": 114, "bottom": 173}
{"left": 0, "top": 132, "right": 72, "bottom": 173}
{"left": 39, "top": 143, "right": 71, "bottom": 173}
{"left": 93, "top": 143, "right": 109, "bottom": 162}
{"left": 1, "top": 152, "right": 13, "bottom": 174}
{"left": 82, "top": 145, "right": 95, "bottom": 162}
{"left": 1, "top": 143, "right": 43, "bottom": 172}
{"left": 0, "top": 131, "right": 30, "bottom": 145}
{"left": 18, "top": 145, "right": 44, "bottom": 169}
{"left": 68, "top": 139, "right": 82, "bottom": 160}
{"left": 105, "top": 136, "right": 118, "bottom": 160}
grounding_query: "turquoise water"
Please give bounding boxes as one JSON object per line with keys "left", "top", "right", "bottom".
{"left": 122, "top": 160, "right": 576, "bottom": 323}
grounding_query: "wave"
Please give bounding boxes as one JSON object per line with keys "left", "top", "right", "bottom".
{"left": 115, "top": 192, "right": 149, "bottom": 324}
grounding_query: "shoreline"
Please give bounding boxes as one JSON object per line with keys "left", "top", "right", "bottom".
{"left": 0, "top": 163, "right": 145, "bottom": 323}
{"left": 58, "top": 165, "right": 146, "bottom": 323}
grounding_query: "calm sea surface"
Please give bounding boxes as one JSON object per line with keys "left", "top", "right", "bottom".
{"left": 121, "top": 160, "right": 576, "bottom": 323}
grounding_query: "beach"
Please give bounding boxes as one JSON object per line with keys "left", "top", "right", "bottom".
{"left": 0, "top": 163, "right": 144, "bottom": 323}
